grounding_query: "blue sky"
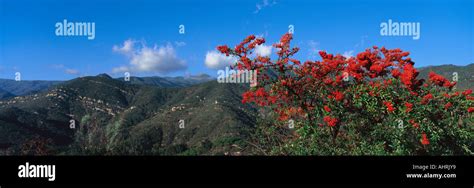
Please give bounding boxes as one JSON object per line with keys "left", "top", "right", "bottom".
{"left": 0, "top": 0, "right": 472, "bottom": 80}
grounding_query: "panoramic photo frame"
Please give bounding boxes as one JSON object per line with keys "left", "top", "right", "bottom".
{"left": 0, "top": 0, "right": 472, "bottom": 186}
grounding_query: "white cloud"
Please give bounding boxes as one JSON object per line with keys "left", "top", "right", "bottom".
{"left": 51, "top": 64, "right": 80, "bottom": 75}
{"left": 254, "top": 44, "right": 272, "bottom": 57}
{"left": 254, "top": 0, "right": 277, "bottom": 14}
{"left": 65, "top": 69, "right": 80, "bottom": 75}
{"left": 205, "top": 51, "right": 238, "bottom": 69}
{"left": 112, "top": 39, "right": 187, "bottom": 74}
{"left": 338, "top": 35, "right": 369, "bottom": 60}
{"left": 307, "top": 40, "right": 320, "bottom": 59}
{"left": 113, "top": 39, "right": 135, "bottom": 55}
{"left": 343, "top": 50, "right": 354, "bottom": 58}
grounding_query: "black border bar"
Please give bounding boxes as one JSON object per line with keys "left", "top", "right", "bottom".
{"left": 0, "top": 156, "right": 472, "bottom": 186}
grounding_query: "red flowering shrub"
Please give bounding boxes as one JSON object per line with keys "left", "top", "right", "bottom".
{"left": 218, "top": 33, "right": 474, "bottom": 155}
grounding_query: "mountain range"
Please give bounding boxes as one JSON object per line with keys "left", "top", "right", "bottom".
{"left": 0, "top": 64, "right": 472, "bottom": 155}
{"left": 0, "top": 74, "right": 214, "bottom": 100}
{"left": 0, "top": 73, "right": 255, "bottom": 155}
{"left": 417, "top": 64, "right": 474, "bottom": 90}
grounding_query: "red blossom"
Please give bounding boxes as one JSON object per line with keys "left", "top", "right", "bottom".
{"left": 468, "top": 107, "right": 474, "bottom": 113}
{"left": 409, "top": 119, "right": 419, "bottom": 128}
{"left": 391, "top": 69, "right": 401, "bottom": 77}
{"left": 383, "top": 101, "right": 395, "bottom": 112}
{"left": 444, "top": 102, "right": 453, "bottom": 110}
{"left": 217, "top": 33, "right": 472, "bottom": 147}
{"left": 331, "top": 91, "right": 344, "bottom": 101}
{"left": 323, "top": 116, "right": 339, "bottom": 127}
{"left": 399, "top": 64, "right": 421, "bottom": 90}
{"left": 421, "top": 132, "right": 430, "bottom": 145}
{"left": 324, "top": 105, "right": 331, "bottom": 112}
{"left": 462, "top": 89, "right": 472, "bottom": 96}
{"left": 405, "top": 102, "right": 413, "bottom": 113}
{"left": 280, "top": 33, "right": 292, "bottom": 44}
{"left": 244, "top": 35, "right": 256, "bottom": 43}
{"left": 255, "top": 88, "right": 267, "bottom": 97}
{"left": 421, "top": 93, "right": 434, "bottom": 104}
{"left": 429, "top": 72, "right": 455, "bottom": 89}
{"left": 242, "top": 90, "right": 259, "bottom": 104}
{"left": 370, "top": 64, "right": 383, "bottom": 74}
{"left": 217, "top": 45, "right": 230, "bottom": 56}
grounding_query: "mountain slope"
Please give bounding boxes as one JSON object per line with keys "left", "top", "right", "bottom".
{"left": 109, "top": 81, "right": 256, "bottom": 155}
{"left": 0, "top": 74, "right": 254, "bottom": 155}
{"left": 418, "top": 63, "right": 474, "bottom": 90}
{"left": 0, "top": 74, "right": 214, "bottom": 98}
{"left": 0, "top": 88, "right": 14, "bottom": 100}
{"left": 0, "top": 79, "right": 62, "bottom": 96}
{"left": 0, "top": 74, "right": 138, "bottom": 155}
{"left": 118, "top": 74, "right": 214, "bottom": 88}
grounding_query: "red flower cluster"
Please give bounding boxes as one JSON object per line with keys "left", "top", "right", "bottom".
{"left": 217, "top": 45, "right": 230, "bottom": 56}
{"left": 409, "top": 119, "right": 419, "bottom": 128}
{"left": 217, "top": 33, "right": 473, "bottom": 148}
{"left": 421, "top": 93, "right": 433, "bottom": 105}
{"left": 398, "top": 64, "right": 423, "bottom": 91}
{"left": 444, "top": 102, "right": 453, "bottom": 110}
{"left": 383, "top": 101, "right": 395, "bottom": 112}
{"left": 428, "top": 72, "right": 455, "bottom": 88}
{"left": 323, "top": 116, "right": 339, "bottom": 127}
{"left": 405, "top": 102, "right": 413, "bottom": 113}
{"left": 421, "top": 132, "right": 430, "bottom": 145}
{"left": 241, "top": 91, "right": 254, "bottom": 104}
{"left": 242, "top": 88, "right": 275, "bottom": 107}
{"left": 274, "top": 33, "right": 299, "bottom": 58}
{"left": 463, "top": 89, "right": 472, "bottom": 96}
{"left": 468, "top": 107, "right": 474, "bottom": 113}
{"left": 330, "top": 91, "right": 344, "bottom": 102}
{"left": 324, "top": 105, "right": 331, "bottom": 112}
{"left": 391, "top": 69, "right": 401, "bottom": 77}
